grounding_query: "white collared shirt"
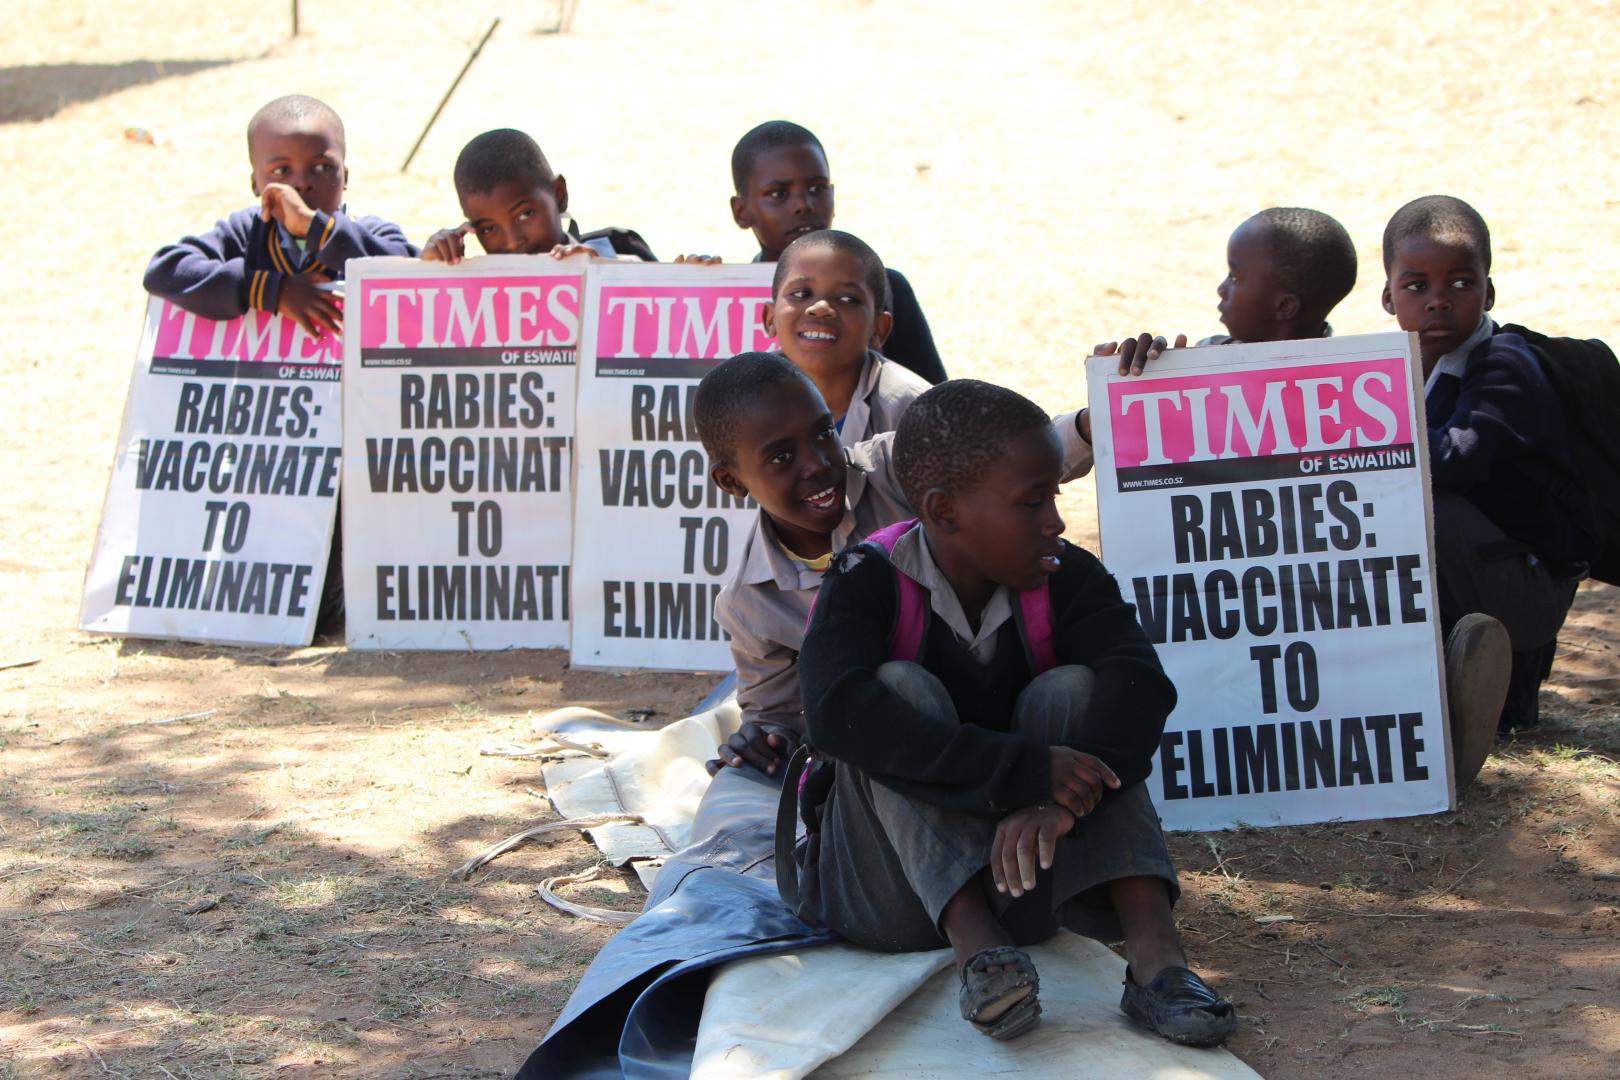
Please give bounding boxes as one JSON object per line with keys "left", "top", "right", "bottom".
{"left": 889, "top": 526, "right": 1013, "bottom": 665}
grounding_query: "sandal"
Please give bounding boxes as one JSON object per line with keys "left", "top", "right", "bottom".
{"left": 958, "top": 946, "right": 1041, "bottom": 1040}
{"left": 1120, "top": 965, "right": 1237, "bottom": 1047}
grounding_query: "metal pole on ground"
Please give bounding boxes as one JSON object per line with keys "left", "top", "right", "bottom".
{"left": 400, "top": 16, "right": 501, "bottom": 174}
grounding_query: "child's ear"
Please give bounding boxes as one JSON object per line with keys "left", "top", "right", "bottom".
{"left": 552, "top": 175, "right": 570, "bottom": 215}
{"left": 870, "top": 309, "right": 894, "bottom": 348}
{"left": 1274, "top": 292, "right": 1301, "bottom": 323}
{"left": 250, "top": 173, "right": 260, "bottom": 197}
{"left": 1381, "top": 282, "right": 1396, "bottom": 316}
{"left": 730, "top": 195, "right": 751, "bottom": 230}
{"left": 920, "top": 488, "right": 958, "bottom": 533}
{"left": 342, "top": 165, "right": 350, "bottom": 191}
{"left": 763, "top": 301, "right": 777, "bottom": 339}
{"left": 1484, "top": 276, "right": 1496, "bottom": 312}
{"left": 711, "top": 462, "right": 749, "bottom": 501}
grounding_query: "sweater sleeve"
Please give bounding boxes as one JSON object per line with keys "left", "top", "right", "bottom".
{"left": 714, "top": 581, "right": 808, "bottom": 739}
{"left": 798, "top": 553, "right": 1051, "bottom": 817}
{"left": 1047, "top": 545, "right": 1178, "bottom": 790}
{"left": 1427, "top": 334, "right": 1559, "bottom": 495}
{"left": 307, "top": 211, "right": 419, "bottom": 270}
{"left": 142, "top": 210, "right": 259, "bottom": 321}
{"left": 881, "top": 268, "right": 947, "bottom": 385}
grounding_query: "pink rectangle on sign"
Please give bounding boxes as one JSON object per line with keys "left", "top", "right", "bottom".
{"left": 152, "top": 301, "right": 341, "bottom": 365}
{"left": 357, "top": 276, "right": 582, "bottom": 350}
{"left": 595, "top": 284, "right": 775, "bottom": 360}
{"left": 1107, "top": 357, "right": 1413, "bottom": 468}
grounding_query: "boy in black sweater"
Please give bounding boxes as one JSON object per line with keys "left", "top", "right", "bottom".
{"left": 1382, "top": 196, "right": 1589, "bottom": 733}
{"left": 144, "top": 95, "right": 416, "bottom": 338}
{"left": 786, "top": 380, "right": 1235, "bottom": 1046}
{"left": 729, "top": 121, "right": 946, "bottom": 385}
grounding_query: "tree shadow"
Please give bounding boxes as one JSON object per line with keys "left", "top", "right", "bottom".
{"left": 0, "top": 59, "right": 242, "bottom": 123}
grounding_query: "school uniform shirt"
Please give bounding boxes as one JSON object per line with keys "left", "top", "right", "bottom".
{"left": 144, "top": 205, "right": 417, "bottom": 322}
{"left": 1423, "top": 318, "right": 1589, "bottom": 571}
{"left": 797, "top": 529, "right": 1176, "bottom": 819}
{"left": 713, "top": 414, "right": 1096, "bottom": 737}
{"left": 839, "top": 349, "right": 931, "bottom": 447}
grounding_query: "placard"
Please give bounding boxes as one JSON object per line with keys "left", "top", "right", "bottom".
{"left": 81, "top": 299, "right": 342, "bottom": 646}
{"left": 1086, "top": 332, "right": 1453, "bottom": 829}
{"left": 570, "top": 263, "right": 775, "bottom": 671}
{"left": 342, "top": 257, "right": 581, "bottom": 650}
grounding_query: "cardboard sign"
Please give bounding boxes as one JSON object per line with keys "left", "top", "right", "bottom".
{"left": 81, "top": 299, "right": 342, "bottom": 646}
{"left": 342, "top": 257, "right": 581, "bottom": 649}
{"left": 570, "top": 263, "right": 775, "bottom": 671}
{"left": 1086, "top": 332, "right": 1453, "bottom": 829}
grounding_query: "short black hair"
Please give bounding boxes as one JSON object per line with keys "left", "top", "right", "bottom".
{"left": 894, "top": 380, "right": 1053, "bottom": 512}
{"left": 694, "top": 352, "right": 820, "bottom": 467}
{"left": 454, "top": 129, "right": 555, "bottom": 200}
{"left": 1247, "top": 207, "right": 1357, "bottom": 314}
{"left": 771, "top": 230, "right": 891, "bottom": 313}
{"left": 247, "top": 95, "right": 345, "bottom": 154}
{"left": 731, "top": 120, "right": 825, "bottom": 193}
{"left": 1382, "top": 195, "right": 1492, "bottom": 273}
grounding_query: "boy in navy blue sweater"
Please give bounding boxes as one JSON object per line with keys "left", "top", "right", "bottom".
{"left": 144, "top": 95, "right": 416, "bottom": 338}
{"left": 1383, "top": 195, "right": 1590, "bottom": 732}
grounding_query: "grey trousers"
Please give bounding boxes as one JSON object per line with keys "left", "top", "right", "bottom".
{"left": 792, "top": 662, "right": 1178, "bottom": 953}
{"left": 1433, "top": 493, "right": 1578, "bottom": 650}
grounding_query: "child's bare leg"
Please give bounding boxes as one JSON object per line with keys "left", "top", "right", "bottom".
{"left": 940, "top": 877, "right": 1031, "bottom": 1023}
{"left": 1109, "top": 875, "right": 1187, "bottom": 983}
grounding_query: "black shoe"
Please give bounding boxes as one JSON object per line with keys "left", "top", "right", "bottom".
{"left": 1120, "top": 965, "right": 1238, "bottom": 1047}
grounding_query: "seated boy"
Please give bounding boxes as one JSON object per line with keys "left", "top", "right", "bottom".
{"left": 1383, "top": 195, "right": 1590, "bottom": 733}
{"left": 785, "top": 379, "right": 1236, "bottom": 1045}
{"left": 1203, "top": 206, "right": 1357, "bottom": 345}
{"left": 421, "top": 128, "right": 655, "bottom": 263}
{"left": 697, "top": 342, "right": 1166, "bottom": 779}
{"left": 768, "top": 230, "right": 930, "bottom": 446}
{"left": 144, "top": 94, "right": 417, "bottom": 338}
{"left": 731, "top": 121, "right": 946, "bottom": 384}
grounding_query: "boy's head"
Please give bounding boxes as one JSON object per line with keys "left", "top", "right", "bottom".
{"left": 453, "top": 129, "right": 569, "bottom": 256}
{"left": 766, "top": 230, "right": 893, "bottom": 379}
{"left": 730, "top": 121, "right": 834, "bottom": 261}
{"left": 1381, "top": 195, "right": 1495, "bottom": 366}
{"left": 247, "top": 95, "right": 347, "bottom": 214}
{"left": 696, "top": 353, "right": 848, "bottom": 554}
{"left": 896, "top": 380, "right": 1065, "bottom": 593}
{"left": 1217, "top": 207, "right": 1357, "bottom": 343}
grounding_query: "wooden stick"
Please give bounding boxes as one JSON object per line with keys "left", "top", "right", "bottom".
{"left": 402, "top": 17, "right": 500, "bottom": 173}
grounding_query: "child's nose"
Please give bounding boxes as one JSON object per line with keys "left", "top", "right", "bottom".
{"left": 807, "top": 297, "right": 834, "bottom": 316}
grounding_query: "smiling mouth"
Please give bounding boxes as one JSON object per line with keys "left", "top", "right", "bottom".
{"left": 802, "top": 484, "right": 841, "bottom": 511}
{"left": 1038, "top": 548, "right": 1062, "bottom": 572}
{"left": 789, "top": 223, "right": 825, "bottom": 237}
{"left": 798, "top": 329, "right": 838, "bottom": 342}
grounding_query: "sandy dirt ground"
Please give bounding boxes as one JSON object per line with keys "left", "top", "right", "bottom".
{"left": 2, "top": 1, "right": 1619, "bottom": 1076}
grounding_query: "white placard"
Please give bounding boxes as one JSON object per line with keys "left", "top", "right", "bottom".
{"left": 81, "top": 299, "right": 342, "bottom": 646}
{"left": 1086, "top": 332, "right": 1454, "bottom": 830}
{"left": 342, "top": 257, "right": 581, "bottom": 650}
{"left": 570, "top": 263, "right": 775, "bottom": 671}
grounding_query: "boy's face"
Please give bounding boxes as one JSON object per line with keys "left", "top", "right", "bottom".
{"left": 249, "top": 119, "right": 347, "bottom": 215}
{"left": 711, "top": 379, "right": 848, "bottom": 556}
{"left": 1217, "top": 219, "right": 1294, "bottom": 343}
{"left": 461, "top": 176, "right": 569, "bottom": 256}
{"left": 1382, "top": 234, "right": 1494, "bottom": 366}
{"left": 927, "top": 426, "right": 1066, "bottom": 594}
{"left": 765, "top": 245, "right": 891, "bottom": 379}
{"left": 731, "top": 143, "right": 834, "bottom": 260}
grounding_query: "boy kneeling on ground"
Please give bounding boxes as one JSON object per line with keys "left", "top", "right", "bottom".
{"left": 781, "top": 379, "right": 1237, "bottom": 1046}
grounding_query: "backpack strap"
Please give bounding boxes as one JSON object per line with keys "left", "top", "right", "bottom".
{"left": 864, "top": 520, "right": 928, "bottom": 663}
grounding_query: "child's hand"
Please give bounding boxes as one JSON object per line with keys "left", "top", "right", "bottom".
{"left": 1093, "top": 333, "right": 1188, "bottom": 375}
{"left": 705, "top": 722, "right": 798, "bottom": 776}
{"left": 421, "top": 224, "right": 472, "bottom": 264}
{"left": 991, "top": 804, "right": 1077, "bottom": 897}
{"left": 1049, "top": 746, "right": 1120, "bottom": 817}
{"left": 549, "top": 243, "right": 602, "bottom": 261}
{"left": 673, "top": 254, "right": 723, "bottom": 265}
{"left": 277, "top": 274, "right": 343, "bottom": 339}
{"left": 259, "top": 183, "right": 318, "bottom": 239}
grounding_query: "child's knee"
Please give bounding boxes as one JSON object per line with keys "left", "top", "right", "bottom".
{"left": 1015, "top": 665, "right": 1096, "bottom": 731}
{"left": 875, "top": 661, "right": 957, "bottom": 721}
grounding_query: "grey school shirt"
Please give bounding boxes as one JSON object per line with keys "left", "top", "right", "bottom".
{"left": 840, "top": 350, "right": 931, "bottom": 447}
{"left": 713, "top": 417, "right": 1096, "bottom": 737}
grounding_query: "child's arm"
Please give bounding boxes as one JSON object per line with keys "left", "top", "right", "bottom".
{"left": 1428, "top": 335, "right": 1558, "bottom": 493}
{"left": 257, "top": 184, "right": 418, "bottom": 265}
{"left": 142, "top": 210, "right": 260, "bottom": 321}
{"left": 799, "top": 554, "right": 1052, "bottom": 818}
{"left": 881, "top": 268, "right": 948, "bottom": 385}
{"left": 709, "top": 587, "right": 804, "bottom": 776}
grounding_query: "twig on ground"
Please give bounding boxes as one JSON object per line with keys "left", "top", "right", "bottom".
{"left": 450, "top": 813, "right": 644, "bottom": 880}
{"left": 535, "top": 865, "right": 638, "bottom": 925}
{"left": 147, "top": 708, "right": 216, "bottom": 726}
{"left": 0, "top": 656, "right": 41, "bottom": 671}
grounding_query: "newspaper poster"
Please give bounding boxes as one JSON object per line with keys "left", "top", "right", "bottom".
{"left": 342, "top": 257, "right": 581, "bottom": 650}
{"left": 1086, "top": 332, "right": 1453, "bottom": 830}
{"left": 570, "top": 263, "right": 775, "bottom": 671}
{"left": 80, "top": 299, "right": 343, "bottom": 646}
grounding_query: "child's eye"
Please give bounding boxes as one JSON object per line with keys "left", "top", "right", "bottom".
{"left": 1403, "top": 282, "right": 1424, "bottom": 292}
{"left": 809, "top": 183, "right": 828, "bottom": 195}
{"left": 764, "top": 188, "right": 787, "bottom": 201}
{"left": 788, "top": 287, "right": 812, "bottom": 300}
{"left": 768, "top": 450, "right": 792, "bottom": 466}
{"left": 1450, "top": 278, "right": 1472, "bottom": 289}
{"left": 518, "top": 208, "right": 533, "bottom": 220}
{"left": 816, "top": 425, "right": 837, "bottom": 441}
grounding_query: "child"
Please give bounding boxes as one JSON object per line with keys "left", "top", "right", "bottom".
{"left": 1203, "top": 206, "right": 1357, "bottom": 345}
{"left": 784, "top": 379, "right": 1235, "bottom": 1046}
{"left": 731, "top": 121, "right": 947, "bottom": 384}
{"left": 1383, "top": 195, "right": 1589, "bottom": 734}
{"left": 421, "top": 128, "right": 655, "bottom": 263}
{"left": 144, "top": 95, "right": 417, "bottom": 338}
{"left": 698, "top": 341, "right": 1166, "bottom": 780}
{"left": 767, "top": 230, "right": 930, "bottom": 446}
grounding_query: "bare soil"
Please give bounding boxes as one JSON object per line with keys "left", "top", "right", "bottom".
{"left": 2, "top": 2, "right": 1617, "bottom": 1076}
